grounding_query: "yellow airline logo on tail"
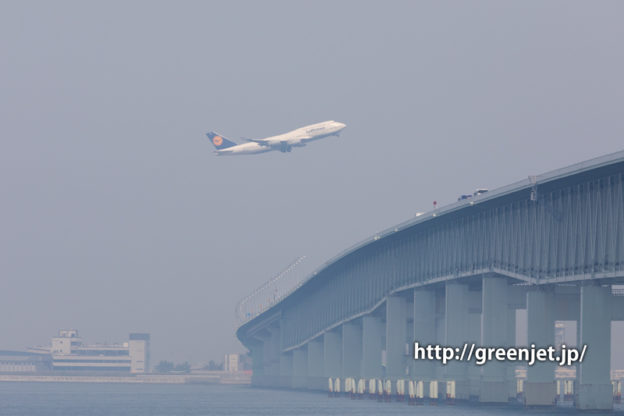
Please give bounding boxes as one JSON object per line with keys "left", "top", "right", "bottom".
{"left": 212, "top": 136, "right": 223, "bottom": 146}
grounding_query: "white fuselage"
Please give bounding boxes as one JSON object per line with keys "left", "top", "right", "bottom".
{"left": 215, "top": 120, "right": 346, "bottom": 155}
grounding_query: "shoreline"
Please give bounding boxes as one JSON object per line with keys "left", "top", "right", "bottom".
{"left": 0, "top": 373, "right": 251, "bottom": 385}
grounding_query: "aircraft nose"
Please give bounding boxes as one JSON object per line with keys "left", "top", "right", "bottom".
{"left": 337, "top": 122, "right": 346, "bottom": 129}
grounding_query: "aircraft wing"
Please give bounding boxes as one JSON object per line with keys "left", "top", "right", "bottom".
{"left": 245, "top": 138, "right": 271, "bottom": 146}
{"left": 245, "top": 136, "right": 308, "bottom": 150}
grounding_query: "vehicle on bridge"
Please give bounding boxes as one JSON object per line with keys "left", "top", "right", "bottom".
{"left": 457, "top": 188, "right": 488, "bottom": 201}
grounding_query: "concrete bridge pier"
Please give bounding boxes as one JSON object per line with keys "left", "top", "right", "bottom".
{"left": 279, "top": 351, "right": 293, "bottom": 388}
{"left": 386, "top": 295, "right": 408, "bottom": 380}
{"left": 405, "top": 297, "right": 414, "bottom": 377}
{"left": 525, "top": 288, "right": 556, "bottom": 406}
{"left": 577, "top": 284, "right": 612, "bottom": 410}
{"left": 324, "top": 328, "right": 342, "bottom": 383}
{"left": 292, "top": 346, "right": 308, "bottom": 389}
{"left": 506, "top": 285, "right": 526, "bottom": 400}
{"left": 264, "top": 327, "right": 281, "bottom": 387}
{"left": 467, "top": 284, "right": 483, "bottom": 399}
{"left": 445, "top": 282, "right": 470, "bottom": 400}
{"left": 250, "top": 341, "right": 264, "bottom": 386}
{"left": 505, "top": 303, "right": 517, "bottom": 400}
{"left": 253, "top": 327, "right": 279, "bottom": 387}
{"left": 413, "top": 288, "right": 436, "bottom": 397}
{"left": 342, "top": 319, "right": 362, "bottom": 380}
{"left": 361, "top": 315, "right": 384, "bottom": 379}
{"left": 307, "top": 337, "right": 325, "bottom": 390}
{"left": 433, "top": 287, "right": 447, "bottom": 397}
{"left": 480, "top": 275, "right": 512, "bottom": 403}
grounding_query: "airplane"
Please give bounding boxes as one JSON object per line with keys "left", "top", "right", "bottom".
{"left": 206, "top": 120, "right": 346, "bottom": 156}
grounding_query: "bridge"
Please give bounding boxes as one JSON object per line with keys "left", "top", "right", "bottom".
{"left": 236, "top": 150, "right": 624, "bottom": 410}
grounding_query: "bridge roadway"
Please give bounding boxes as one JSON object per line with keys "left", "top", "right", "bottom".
{"left": 236, "top": 150, "right": 624, "bottom": 410}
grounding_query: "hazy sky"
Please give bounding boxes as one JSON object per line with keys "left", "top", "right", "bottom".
{"left": 1, "top": 1, "right": 623, "bottom": 365}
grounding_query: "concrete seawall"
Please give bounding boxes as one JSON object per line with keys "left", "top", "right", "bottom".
{"left": 0, "top": 372, "right": 251, "bottom": 385}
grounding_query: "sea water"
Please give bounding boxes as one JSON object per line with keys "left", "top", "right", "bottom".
{"left": 0, "top": 382, "right": 618, "bottom": 416}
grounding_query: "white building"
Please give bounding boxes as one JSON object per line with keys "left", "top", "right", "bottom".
{"left": 50, "top": 329, "right": 150, "bottom": 373}
{"left": 224, "top": 354, "right": 239, "bottom": 372}
{"left": 129, "top": 333, "right": 150, "bottom": 373}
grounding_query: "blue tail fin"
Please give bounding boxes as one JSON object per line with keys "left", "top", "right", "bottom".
{"left": 206, "top": 131, "right": 237, "bottom": 150}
